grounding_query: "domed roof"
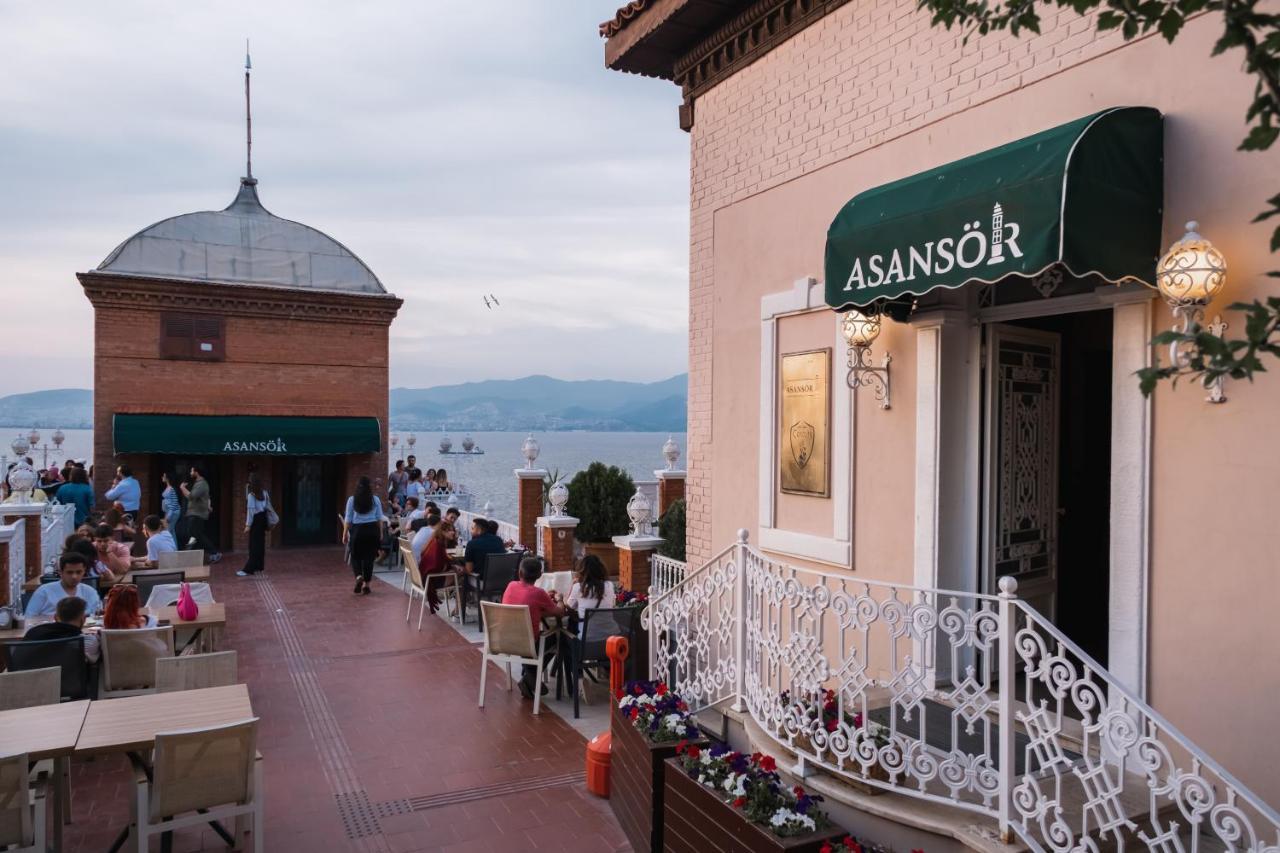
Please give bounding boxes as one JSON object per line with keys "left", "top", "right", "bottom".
{"left": 96, "top": 178, "right": 385, "bottom": 294}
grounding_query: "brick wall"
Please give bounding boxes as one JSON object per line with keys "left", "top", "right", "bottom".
{"left": 683, "top": 0, "right": 1134, "bottom": 563}
{"left": 86, "top": 276, "right": 396, "bottom": 552}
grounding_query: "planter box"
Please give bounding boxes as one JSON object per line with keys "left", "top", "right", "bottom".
{"left": 610, "top": 704, "right": 704, "bottom": 853}
{"left": 662, "top": 758, "right": 842, "bottom": 853}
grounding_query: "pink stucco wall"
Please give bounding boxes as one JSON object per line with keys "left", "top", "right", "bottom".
{"left": 684, "top": 2, "right": 1280, "bottom": 803}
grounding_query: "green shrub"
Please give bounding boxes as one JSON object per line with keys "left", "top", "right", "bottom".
{"left": 564, "top": 462, "right": 635, "bottom": 543}
{"left": 658, "top": 498, "right": 685, "bottom": 561}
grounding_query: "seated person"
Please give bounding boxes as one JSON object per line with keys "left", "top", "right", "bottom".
{"left": 401, "top": 496, "right": 421, "bottom": 521}
{"left": 104, "top": 505, "right": 136, "bottom": 543}
{"left": 418, "top": 521, "right": 460, "bottom": 614}
{"left": 138, "top": 514, "right": 178, "bottom": 567}
{"left": 25, "top": 552, "right": 102, "bottom": 618}
{"left": 101, "top": 584, "right": 157, "bottom": 630}
{"left": 462, "top": 517, "right": 506, "bottom": 576}
{"left": 91, "top": 523, "right": 131, "bottom": 581}
{"left": 410, "top": 513, "right": 440, "bottom": 562}
{"left": 443, "top": 507, "right": 461, "bottom": 533}
{"left": 500, "top": 557, "right": 566, "bottom": 700}
{"left": 566, "top": 555, "right": 616, "bottom": 632}
{"left": 23, "top": 595, "right": 100, "bottom": 662}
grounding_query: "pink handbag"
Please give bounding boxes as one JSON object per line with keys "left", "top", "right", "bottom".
{"left": 175, "top": 582, "right": 200, "bottom": 621}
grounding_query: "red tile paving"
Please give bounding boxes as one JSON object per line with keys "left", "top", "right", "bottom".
{"left": 59, "top": 546, "right": 630, "bottom": 852}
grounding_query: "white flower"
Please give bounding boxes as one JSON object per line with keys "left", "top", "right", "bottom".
{"left": 733, "top": 777, "right": 747, "bottom": 796}
{"left": 663, "top": 714, "right": 684, "bottom": 730}
{"left": 723, "top": 773, "right": 737, "bottom": 792}
{"left": 619, "top": 696, "right": 634, "bottom": 708}
{"left": 700, "top": 751, "right": 712, "bottom": 765}
{"left": 769, "top": 808, "right": 816, "bottom": 832}
{"left": 698, "top": 774, "right": 707, "bottom": 785}
{"left": 769, "top": 809, "right": 790, "bottom": 828}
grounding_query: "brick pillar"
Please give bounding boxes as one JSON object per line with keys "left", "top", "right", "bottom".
{"left": 613, "top": 533, "right": 664, "bottom": 593}
{"left": 655, "top": 469, "right": 687, "bottom": 519}
{"left": 538, "top": 515, "right": 579, "bottom": 572}
{"left": 2, "top": 505, "right": 45, "bottom": 581}
{"left": 515, "top": 468, "right": 547, "bottom": 550}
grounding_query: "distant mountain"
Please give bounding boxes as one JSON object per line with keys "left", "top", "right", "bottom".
{"left": 390, "top": 374, "right": 688, "bottom": 431}
{"left": 0, "top": 389, "right": 93, "bottom": 428}
{"left": 0, "top": 377, "right": 689, "bottom": 433}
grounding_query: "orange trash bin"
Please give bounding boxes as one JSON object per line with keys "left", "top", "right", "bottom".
{"left": 584, "top": 635, "right": 631, "bottom": 798}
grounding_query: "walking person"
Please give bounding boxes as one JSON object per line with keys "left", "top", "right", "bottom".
{"left": 342, "top": 476, "right": 386, "bottom": 595}
{"left": 238, "top": 472, "right": 276, "bottom": 577}
{"left": 160, "top": 471, "right": 182, "bottom": 542}
{"left": 180, "top": 465, "right": 222, "bottom": 563}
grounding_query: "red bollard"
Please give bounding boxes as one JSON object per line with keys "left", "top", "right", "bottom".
{"left": 584, "top": 635, "right": 630, "bottom": 798}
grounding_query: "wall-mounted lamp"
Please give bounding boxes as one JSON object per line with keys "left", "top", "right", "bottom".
{"left": 841, "top": 309, "right": 892, "bottom": 409}
{"left": 1156, "top": 221, "right": 1228, "bottom": 403}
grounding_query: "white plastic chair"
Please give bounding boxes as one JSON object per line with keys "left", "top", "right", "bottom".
{"left": 0, "top": 752, "right": 46, "bottom": 853}
{"left": 157, "top": 550, "right": 204, "bottom": 570}
{"left": 129, "top": 718, "right": 263, "bottom": 853}
{"left": 478, "top": 602, "right": 549, "bottom": 715}
{"left": 154, "top": 651, "right": 238, "bottom": 693}
{"left": 99, "top": 626, "right": 175, "bottom": 698}
{"left": 143, "top": 582, "right": 214, "bottom": 610}
{"left": 0, "top": 667, "right": 60, "bottom": 711}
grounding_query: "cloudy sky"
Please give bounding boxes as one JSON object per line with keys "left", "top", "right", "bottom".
{"left": 0, "top": 2, "right": 689, "bottom": 397}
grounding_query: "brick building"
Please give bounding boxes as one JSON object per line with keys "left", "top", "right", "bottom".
{"left": 79, "top": 176, "right": 401, "bottom": 554}
{"left": 603, "top": 0, "right": 1280, "bottom": 818}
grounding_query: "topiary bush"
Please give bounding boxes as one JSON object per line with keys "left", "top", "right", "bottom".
{"left": 564, "top": 461, "right": 635, "bottom": 543}
{"left": 658, "top": 498, "right": 685, "bottom": 561}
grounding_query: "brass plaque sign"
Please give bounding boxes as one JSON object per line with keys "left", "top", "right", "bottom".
{"left": 779, "top": 348, "right": 830, "bottom": 497}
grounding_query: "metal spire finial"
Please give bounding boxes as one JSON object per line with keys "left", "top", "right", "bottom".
{"left": 244, "top": 39, "right": 254, "bottom": 181}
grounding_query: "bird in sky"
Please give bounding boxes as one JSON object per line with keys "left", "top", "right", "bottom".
{"left": 483, "top": 294, "right": 500, "bottom": 309}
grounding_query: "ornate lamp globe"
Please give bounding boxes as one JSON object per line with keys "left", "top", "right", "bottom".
{"left": 406, "top": 433, "right": 417, "bottom": 449}
{"left": 841, "top": 309, "right": 882, "bottom": 348}
{"left": 390, "top": 434, "right": 399, "bottom": 448}
{"left": 7, "top": 461, "right": 37, "bottom": 498}
{"left": 10, "top": 435, "right": 30, "bottom": 458}
{"left": 52, "top": 429, "right": 64, "bottom": 449}
{"left": 548, "top": 479, "right": 569, "bottom": 516}
{"left": 626, "top": 487, "right": 653, "bottom": 534}
{"left": 27, "top": 428, "right": 40, "bottom": 447}
{"left": 1156, "top": 221, "right": 1226, "bottom": 308}
{"left": 521, "top": 434, "right": 540, "bottom": 470}
{"left": 662, "top": 435, "right": 680, "bottom": 470}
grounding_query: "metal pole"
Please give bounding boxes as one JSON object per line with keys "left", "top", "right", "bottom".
{"left": 997, "top": 575, "right": 1019, "bottom": 844}
{"left": 731, "top": 528, "right": 749, "bottom": 712}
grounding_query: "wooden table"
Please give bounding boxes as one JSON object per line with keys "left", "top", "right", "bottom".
{"left": 0, "top": 700, "right": 90, "bottom": 851}
{"left": 74, "top": 683, "right": 252, "bottom": 756}
{"left": 152, "top": 602, "right": 226, "bottom": 653}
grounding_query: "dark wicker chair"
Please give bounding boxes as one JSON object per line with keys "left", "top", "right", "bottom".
{"left": 5, "top": 635, "right": 92, "bottom": 701}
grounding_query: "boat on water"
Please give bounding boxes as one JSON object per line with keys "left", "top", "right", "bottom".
{"left": 438, "top": 434, "right": 484, "bottom": 455}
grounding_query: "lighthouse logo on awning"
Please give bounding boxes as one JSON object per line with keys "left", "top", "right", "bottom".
{"left": 842, "top": 203, "right": 1023, "bottom": 291}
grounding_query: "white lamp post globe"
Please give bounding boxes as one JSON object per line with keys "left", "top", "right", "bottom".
{"left": 406, "top": 433, "right": 417, "bottom": 449}
{"left": 7, "top": 461, "right": 37, "bottom": 498}
{"left": 1157, "top": 221, "right": 1227, "bottom": 308}
{"left": 10, "top": 435, "right": 30, "bottom": 458}
{"left": 841, "top": 310, "right": 882, "bottom": 348}
{"left": 548, "top": 479, "right": 569, "bottom": 516}
{"left": 662, "top": 435, "right": 680, "bottom": 470}
{"left": 27, "top": 429, "right": 40, "bottom": 447}
{"left": 390, "top": 434, "right": 399, "bottom": 448}
{"left": 521, "top": 434, "right": 540, "bottom": 470}
{"left": 51, "top": 429, "right": 64, "bottom": 449}
{"left": 626, "top": 487, "right": 653, "bottom": 535}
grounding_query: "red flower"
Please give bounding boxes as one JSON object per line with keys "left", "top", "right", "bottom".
{"left": 732, "top": 796, "right": 746, "bottom": 808}
{"left": 686, "top": 745, "right": 701, "bottom": 759}
{"left": 758, "top": 755, "right": 777, "bottom": 772}
{"left": 852, "top": 713, "right": 863, "bottom": 728}
{"left": 821, "top": 844, "right": 834, "bottom": 853}
{"left": 793, "top": 785, "right": 805, "bottom": 797}
{"left": 628, "top": 707, "right": 640, "bottom": 721}
{"left": 676, "top": 700, "right": 688, "bottom": 711}
{"left": 633, "top": 684, "right": 644, "bottom": 695}
{"left": 656, "top": 683, "right": 669, "bottom": 696}
{"left": 675, "top": 740, "right": 689, "bottom": 755}
{"left": 825, "top": 718, "right": 838, "bottom": 732}
{"left": 615, "top": 688, "right": 624, "bottom": 700}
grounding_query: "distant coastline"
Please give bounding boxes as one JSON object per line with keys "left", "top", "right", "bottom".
{"left": 0, "top": 374, "right": 689, "bottom": 433}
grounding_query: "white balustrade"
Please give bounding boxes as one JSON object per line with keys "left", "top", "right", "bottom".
{"left": 1, "top": 519, "right": 26, "bottom": 607}
{"left": 648, "top": 553, "right": 686, "bottom": 596}
{"left": 647, "top": 533, "right": 1280, "bottom": 852}
{"left": 40, "top": 502, "right": 74, "bottom": 575}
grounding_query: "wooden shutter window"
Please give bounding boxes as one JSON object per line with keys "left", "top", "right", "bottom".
{"left": 160, "top": 313, "right": 225, "bottom": 361}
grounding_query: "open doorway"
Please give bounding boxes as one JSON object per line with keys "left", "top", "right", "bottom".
{"left": 981, "top": 308, "right": 1113, "bottom": 666}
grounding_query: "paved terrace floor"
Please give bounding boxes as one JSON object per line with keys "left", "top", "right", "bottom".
{"left": 61, "top": 546, "right": 630, "bottom": 853}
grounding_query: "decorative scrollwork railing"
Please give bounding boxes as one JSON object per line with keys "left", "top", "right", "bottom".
{"left": 649, "top": 532, "right": 1280, "bottom": 852}
{"left": 41, "top": 502, "right": 74, "bottom": 575}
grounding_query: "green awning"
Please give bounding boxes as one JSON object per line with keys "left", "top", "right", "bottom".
{"left": 113, "top": 414, "right": 381, "bottom": 455}
{"left": 824, "top": 107, "right": 1163, "bottom": 312}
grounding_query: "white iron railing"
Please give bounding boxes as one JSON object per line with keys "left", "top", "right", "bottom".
{"left": 453, "top": 509, "right": 519, "bottom": 548}
{"left": 647, "top": 531, "right": 1280, "bottom": 853}
{"left": 1, "top": 519, "right": 26, "bottom": 607}
{"left": 41, "top": 502, "right": 74, "bottom": 575}
{"left": 648, "top": 552, "right": 686, "bottom": 596}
